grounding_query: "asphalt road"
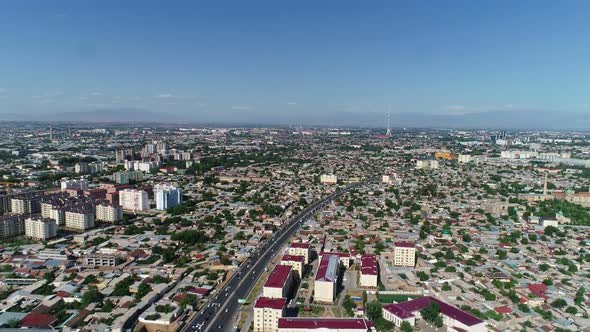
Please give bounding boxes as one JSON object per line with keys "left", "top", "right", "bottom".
{"left": 183, "top": 178, "right": 376, "bottom": 332}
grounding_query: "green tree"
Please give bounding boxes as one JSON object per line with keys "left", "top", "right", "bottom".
{"left": 365, "top": 300, "right": 383, "bottom": 321}
{"left": 135, "top": 283, "right": 152, "bottom": 301}
{"left": 550, "top": 298, "right": 567, "bottom": 309}
{"left": 420, "top": 302, "right": 441, "bottom": 325}
{"left": 400, "top": 321, "right": 414, "bottom": 332}
{"left": 81, "top": 288, "right": 103, "bottom": 306}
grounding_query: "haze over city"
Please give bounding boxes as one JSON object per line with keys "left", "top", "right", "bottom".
{"left": 2, "top": 1, "right": 590, "bottom": 128}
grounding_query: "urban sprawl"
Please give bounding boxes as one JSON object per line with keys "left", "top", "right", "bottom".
{"left": 0, "top": 124, "right": 589, "bottom": 332}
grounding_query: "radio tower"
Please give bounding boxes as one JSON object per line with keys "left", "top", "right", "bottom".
{"left": 385, "top": 105, "right": 392, "bottom": 137}
{"left": 49, "top": 122, "right": 53, "bottom": 141}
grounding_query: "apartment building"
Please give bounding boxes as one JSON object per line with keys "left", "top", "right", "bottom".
{"left": 154, "top": 184, "right": 183, "bottom": 210}
{"left": 253, "top": 297, "right": 286, "bottom": 332}
{"left": 263, "top": 265, "right": 293, "bottom": 299}
{"left": 95, "top": 203, "right": 123, "bottom": 223}
{"left": 60, "top": 178, "right": 89, "bottom": 191}
{"left": 359, "top": 254, "right": 378, "bottom": 288}
{"left": 287, "top": 243, "right": 311, "bottom": 264}
{"left": 119, "top": 189, "right": 149, "bottom": 212}
{"left": 280, "top": 255, "right": 305, "bottom": 279}
{"left": 25, "top": 217, "right": 57, "bottom": 241}
{"left": 0, "top": 215, "right": 25, "bottom": 239}
{"left": 320, "top": 174, "right": 338, "bottom": 184}
{"left": 65, "top": 208, "right": 95, "bottom": 231}
{"left": 314, "top": 254, "right": 340, "bottom": 303}
{"left": 10, "top": 195, "right": 41, "bottom": 215}
{"left": 393, "top": 242, "right": 416, "bottom": 267}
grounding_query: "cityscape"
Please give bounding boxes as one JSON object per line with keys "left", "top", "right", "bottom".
{"left": 0, "top": 125, "right": 588, "bottom": 332}
{"left": 1, "top": 1, "right": 590, "bottom": 332}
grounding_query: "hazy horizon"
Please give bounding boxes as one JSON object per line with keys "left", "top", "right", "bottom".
{"left": 2, "top": 1, "right": 590, "bottom": 129}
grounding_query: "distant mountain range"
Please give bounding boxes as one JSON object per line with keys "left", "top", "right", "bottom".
{"left": 0, "top": 108, "right": 588, "bottom": 130}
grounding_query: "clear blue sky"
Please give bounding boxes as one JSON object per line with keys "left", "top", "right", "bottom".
{"left": 1, "top": 0, "right": 590, "bottom": 124}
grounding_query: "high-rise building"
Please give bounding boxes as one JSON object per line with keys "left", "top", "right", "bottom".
{"left": 96, "top": 203, "right": 123, "bottom": 223}
{"left": 119, "top": 189, "right": 149, "bottom": 212}
{"left": 393, "top": 242, "right": 416, "bottom": 267}
{"left": 64, "top": 207, "right": 95, "bottom": 231}
{"left": 0, "top": 215, "right": 25, "bottom": 239}
{"left": 25, "top": 217, "right": 57, "bottom": 241}
{"left": 60, "top": 178, "right": 89, "bottom": 191}
{"left": 155, "top": 184, "right": 183, "bottom": 210}
{"left": 75, "top": 162, "right": 90, "bottom": 174}
{"left": 10, "top": 195, "right": 41, "bottom": 215}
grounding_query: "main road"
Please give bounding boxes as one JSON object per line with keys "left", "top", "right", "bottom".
{"left": 182, "top": 177, "right": 377, "bottom": 332}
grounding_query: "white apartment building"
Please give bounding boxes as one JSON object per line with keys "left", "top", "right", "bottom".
{"left": 96, "top": 204, "right": 123, "bottom": 223}
{"left": 253, "top": 297, "right": 286, "bottom": 332}
{"left": 65, "top": 209, "right": 95, "bottom": 231}
{"left": 119, "top": 189, "right": 149, "bottom": 212}
{"left": 287, "top": 243, "right": 311, "bottom": 264}
{"left": 394, "top": 242, "right": 416, "bottom": 267}
{"left": 280, "top": 255, "right": 305, "bottom": 279}
{"left": 458, "top": 154, "right": 472, "bottom": 163}
{"left": 320, "top": 174, "right": 338, "bottom": 185}
{"left": 416, "top": 159, "right": 439, "bottom": 170}
{"left": 314, "top": 254, "right": 340, "bottom": 303}
{"left": 10, "top": 196, "right": 41, "bottom": 215}
{"left": 263, "top": 265, "right": 293, "bottom": 299}
{"left": 60, "top": 178, "right": 89, "bottom": 191}
{"left": 41, "top": 202, "right": 65, "bottom": 225}
{"left": 124, "top": 160, "right": 159, "bottom": 173}
{"left": 25, "top": 217, "right": 57, "bottom": 241}
{"left": 359, "top": 255, "right": 378, "bottom": 288}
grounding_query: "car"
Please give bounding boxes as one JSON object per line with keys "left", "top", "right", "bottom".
{"left": 225, "top": 308, "right": 229, "bottom": 312}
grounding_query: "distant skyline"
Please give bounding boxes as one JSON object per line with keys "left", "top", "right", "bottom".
{"left": 1, "top": 1, "right": 590, "bottom": 128}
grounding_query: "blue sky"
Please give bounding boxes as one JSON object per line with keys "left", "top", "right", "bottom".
{"left": 1, "top": 0, "right": 590, "bottom": 125}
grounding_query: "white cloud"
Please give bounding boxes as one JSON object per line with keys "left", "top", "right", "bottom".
{"left": 0, "top": 88, "right": 6, "bottom": 94}
{"left": 33, "top": 91, "right": 63, "bottom": 99}
{"left": 155, "top": 93, "right": 174, "bottom": 99}
{"left": 287, "top": 101, "right": 297, "bottom": 105}
{"left": 443, "top": 105, "right": 466, "bottom": 111}
{"left": 231, "top": 105, "right": 254, "bottom": 111}
{"left": 90, "top": 91, "right": 102, "bottom": 96}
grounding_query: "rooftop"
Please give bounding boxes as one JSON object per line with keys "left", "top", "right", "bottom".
{"left": 290, "top": 242, "right": 311, "bottom": 249}
{"left": 278, "top": 318, "right": 372, "bottom": 330}
{"left": 254, "top": 297, "right": 287, "bottom": 310}
{"left": 316, "top": 253, "right": 340, "bottom": 282}
{"left": 394, "top": 241, "right": 415, "bottom": 248}
{"left": 281, "top": 254, "right": 305, "bottom": 263}
{"left": 264, "top": 265, "right": 292, "bottom": 289}
{"left": 360, "top": 255, "right": 378, "bottom": 276}
{"left": 383, "top": 296, "right": 483, "bottom": 327}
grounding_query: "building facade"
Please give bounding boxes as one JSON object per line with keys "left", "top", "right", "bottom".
{"left": 96, "top": 204, "right": 123, "bottom": 223}
{"left": 155, "top": 184, "right": 183, "bottom": 210}
{"left": 119, "top": 189, "right": 149, "bottom": 212}
{"left": 25, "top": 217, "right": 57, "bottom": 241}
{"left": 253, "top": 297, "right": 286, "bottom": 332}
{"left": 393, "top": 242, "right": 416, "bottom": 267}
